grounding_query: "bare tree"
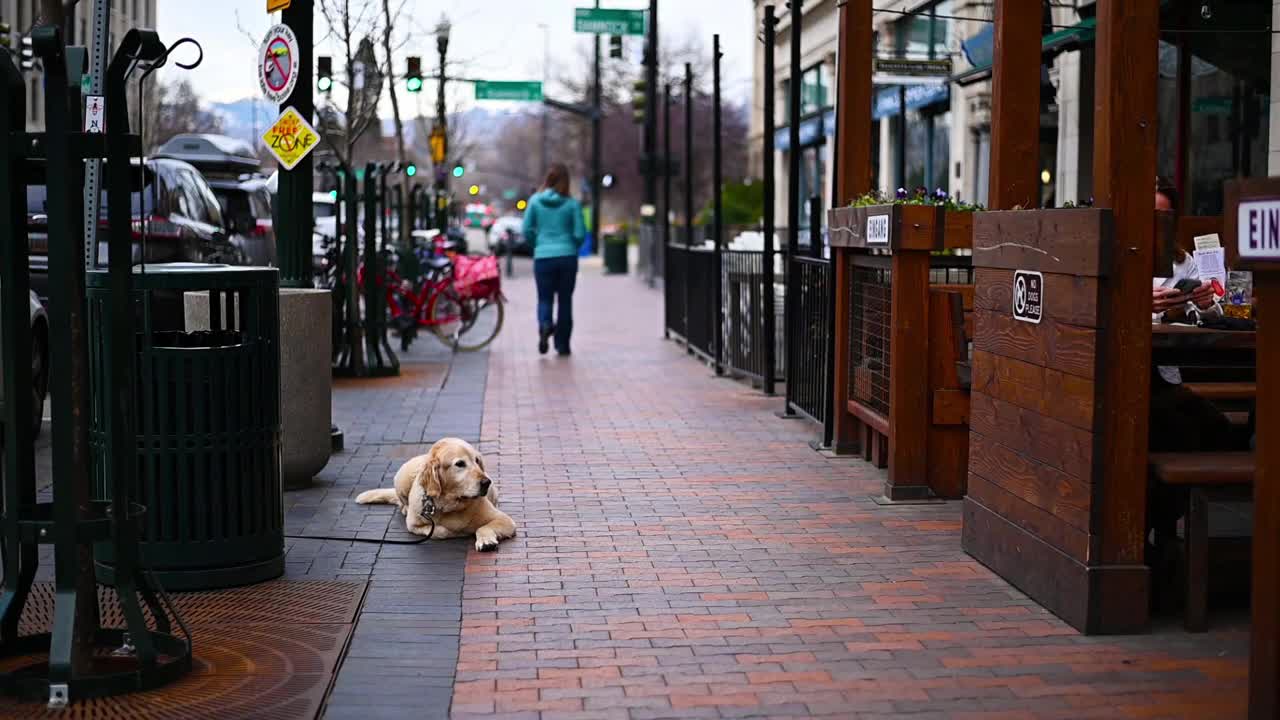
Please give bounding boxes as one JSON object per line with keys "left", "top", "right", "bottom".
{"left": 140, "top": 78, "right": 225, "bottom": 153}
{"left": 317, "top": 0, "right": 384, "bottom": 171}
{"left": 379, "top": 0, "right": 410, "bottom": 167}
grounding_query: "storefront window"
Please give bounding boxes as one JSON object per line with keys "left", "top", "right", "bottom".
{"left": 801, "top": 64, "right": 828, "bottom": 117}
{"left": 894, "top": 0, "right": 952, "bottom": 60}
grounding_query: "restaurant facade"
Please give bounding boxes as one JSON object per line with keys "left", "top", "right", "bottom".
{"left": 750, "top": 0, "right": 1280, "bottom": 228}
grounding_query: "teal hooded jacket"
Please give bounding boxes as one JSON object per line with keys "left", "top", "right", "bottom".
{"left": 521, "top": 189, "right": 586, "bottom": 260}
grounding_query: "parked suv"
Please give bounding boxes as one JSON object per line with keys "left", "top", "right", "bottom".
{"left": 155, "top": 134, "right": 276, "bottom": 267}
{"left": 27, "top": 158, "right": 242, "bottom": 328}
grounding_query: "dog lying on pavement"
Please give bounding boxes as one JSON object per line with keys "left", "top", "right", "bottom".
{"left": 355, "top": 438, "right": 516, "bottom": 551}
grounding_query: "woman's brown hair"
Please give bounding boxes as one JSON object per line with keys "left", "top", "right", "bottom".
{"left": 543, "top": 163, "right": 570, "bottom": 196}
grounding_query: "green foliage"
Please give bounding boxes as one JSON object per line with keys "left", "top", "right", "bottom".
{"left": 697, "top": 180, "right": 764, "bottom": 226}
{"left": 850, "top": 187, "right": 985, "bottom": 213}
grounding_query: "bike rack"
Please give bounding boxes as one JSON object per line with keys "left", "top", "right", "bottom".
{"left": 0, "top": 28, "right": 192, "bottom": 706}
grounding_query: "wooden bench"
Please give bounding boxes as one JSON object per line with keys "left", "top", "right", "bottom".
{"left": 1149, "top": 451, "right": 1255, "bottom": 631}
{"left": 1183, "top": 382, "right": 1257, "bottom": 403}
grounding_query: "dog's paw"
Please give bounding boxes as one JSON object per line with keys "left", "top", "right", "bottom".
{"left": 475, "top": 536, "right": 500, "bottom": 552}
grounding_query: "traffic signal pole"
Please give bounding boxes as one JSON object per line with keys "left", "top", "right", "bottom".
{"left": 591, "top": 0, "right": 602, "bottom": 255}
{"left": 280, "top": 0, "right": 314, "bottom": 288}
{"left": 641, "top": 0, "right": 658, "bottom": 264}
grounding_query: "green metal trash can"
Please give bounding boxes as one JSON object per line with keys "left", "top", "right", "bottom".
{"left": 604, "top": 233, "right": 629, "bottom": 275}
{"left": 88, "top": 264, "right": 284, "bottom": 591}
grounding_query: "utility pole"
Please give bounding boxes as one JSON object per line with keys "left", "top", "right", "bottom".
{"left": 279, "top": 0, "right": 314, "bottom": 288}
{"left": 783, "top": 0, "right": 802, "bottom": 416}
{"left": 435, "top": 16, "right": 451, "bottom": 234}
{"left": 591, "top": 0, "right": 602, "bottom": 255}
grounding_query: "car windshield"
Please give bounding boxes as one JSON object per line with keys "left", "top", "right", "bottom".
{"left": 215, "top": 189, "right": 253, "bottom": 220}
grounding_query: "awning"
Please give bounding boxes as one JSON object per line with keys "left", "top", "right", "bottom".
{"left": 774, "top": 108, "right": 836, "bottom": 151}
{"left": 954, "top": 17, "right": 1097, "bottom": 87}
{"left": 871, "top": 83, "right": 951, "bottom": 120}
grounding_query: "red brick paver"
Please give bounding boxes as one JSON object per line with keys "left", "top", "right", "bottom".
{"left": 455, "top": 263, "right": 1248, "bottom": 719}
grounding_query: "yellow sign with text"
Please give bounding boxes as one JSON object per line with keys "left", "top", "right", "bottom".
{"left": 268, "top": 0, "right": 291, "bottom": 12}
{"left": 261, "top": 107, "right": 320, "bottom": 171}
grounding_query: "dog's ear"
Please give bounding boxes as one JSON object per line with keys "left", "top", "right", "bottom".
{"left": 418, "top": 451, "right": 445, "bottom": 498}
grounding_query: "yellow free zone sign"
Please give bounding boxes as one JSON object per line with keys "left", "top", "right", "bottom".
{"left": 261, "top": 107, "right": 320, "bottom": 171}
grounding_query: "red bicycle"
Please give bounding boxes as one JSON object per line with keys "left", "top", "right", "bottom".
{"left": 362, "top": 243, "right": 505, "bottom": 352}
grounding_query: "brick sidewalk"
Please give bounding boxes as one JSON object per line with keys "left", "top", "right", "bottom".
{"left": 451, "top": 264, "right": 1248, "bottom": 719}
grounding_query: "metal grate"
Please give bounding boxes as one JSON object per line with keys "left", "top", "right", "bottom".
{"left": 722, "top": 250, "right": 775, "bottom": 382}
{"left": 785, "top": 255, "right": 832, "bottom": 424}
{"left": 848, "top": 260, "right": 893, "bottom": 418}
{"left": 0, "top": 581, "right": 364, "bottom": 718}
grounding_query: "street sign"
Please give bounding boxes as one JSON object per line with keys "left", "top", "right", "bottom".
{"left": 84, "top": 95, "right": 105, "bottom": 134}
{"left": 1013, "top": 270, "right": 1044, "bottom": 324}
{"left": 428, "top": 125, "right": 447, "bottom": 164}
{"left": 1236, "top": 199, "right": 1280, "bottom": 262}
{"left": 267, "top": 0, "right": 291, "bottom": 11}
{"left": 574, "top": 7, "right": 646, "bottom": 36}
{"left": 872, "top": 57, "right": 952, "bottom": 77}
{"left": 257, "top": 23, "right": 300, "bottom": 104}
{"left": 866, "top": 214, "right": 890, "bottom": 246}
{"left": 261, "top": 106, "right": 320, "bottom": 171}
{"left": 474, "top": 80, "right": 543, "bottom": 102}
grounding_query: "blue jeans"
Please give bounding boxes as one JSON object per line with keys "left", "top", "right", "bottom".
{"left": 534, "top": 256, "right": 578, "bottom": 352}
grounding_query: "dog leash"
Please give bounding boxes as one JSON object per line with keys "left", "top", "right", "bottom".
{"left": 284, "top": 497, "right": 438, "bottom": 545}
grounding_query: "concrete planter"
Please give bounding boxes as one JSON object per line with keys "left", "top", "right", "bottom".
{"left": 186, "top": 287, "right": 332, "bottom": 490}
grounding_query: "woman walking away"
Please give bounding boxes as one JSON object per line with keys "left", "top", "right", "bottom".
{"left": 522, "top": 163, "right": 586, "bottom": 356}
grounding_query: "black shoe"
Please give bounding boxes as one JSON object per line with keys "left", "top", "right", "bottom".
{"left": 538, "top": 326, "right": 553, "bottom": 355}
{"left": 556, "top": 348, "right": 571, "bottom": 357}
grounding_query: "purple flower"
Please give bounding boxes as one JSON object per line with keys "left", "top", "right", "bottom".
{"left": 895, "top": 187, "right": 907, "bottom": 200}
{"left": 934, "top": 187, "right": 948, "bottom": 201}
{"left": 914, "top": 186, "right": 928, "bottom": 198}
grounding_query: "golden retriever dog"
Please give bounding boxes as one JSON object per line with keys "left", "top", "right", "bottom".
{"left": 355, "top": 438, "right": 516, "bottom": 551}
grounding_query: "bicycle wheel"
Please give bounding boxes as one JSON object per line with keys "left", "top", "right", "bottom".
{"left": 427, "top": 290, "right": 504, "bottom": 352}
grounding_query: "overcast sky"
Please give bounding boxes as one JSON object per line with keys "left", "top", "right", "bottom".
{"left": 155, "top": 0, "right": 755, "bottom": 113}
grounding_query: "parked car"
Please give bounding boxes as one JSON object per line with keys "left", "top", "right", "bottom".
{"left": 27, "top": 157, "right": 243, "bottom": 328}
{"left": 0, "top": 292, "right": 50, "bottom": 439}
{"left": 488, "top": 215, "right": 530, "bottom": 256}
{"left": 155, "top": 134, "right": 275, "bottom": 266}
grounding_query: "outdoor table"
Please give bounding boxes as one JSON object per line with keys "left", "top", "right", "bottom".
{"left": 1152, "top": 325, "right": 1256, "bottom": 368}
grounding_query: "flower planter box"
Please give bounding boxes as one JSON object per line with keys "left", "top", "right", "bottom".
{"left": 828, "top": 204, "right": 974, "bottom": 251}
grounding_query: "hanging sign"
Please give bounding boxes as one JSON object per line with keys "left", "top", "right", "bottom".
{"left": 268, "top": 0, "right": 292, "bottom": 11}
{"left": 1013, "top": 270, "right": 1044, "bottom": 324}
{"left": 258, "top": 23, "right": 300, "bottom": 104}
{"left": 261, "top": 106, "right": 320, "bottom": 171}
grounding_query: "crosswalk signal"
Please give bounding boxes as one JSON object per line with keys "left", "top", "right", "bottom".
{"left": 317, "top": 56, "right": 333, "bottom": 93}
{"left": 609, "top": 35, "right": 623, "bottom": 59}
{"left": 631, "top": 77, "right": 647, "bottom": 125}
{"left": 406, "top": 56, "right": 423, "bottom": 93}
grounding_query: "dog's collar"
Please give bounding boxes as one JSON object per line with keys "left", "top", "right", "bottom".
{"left": 419, "top": 495, "right": 439, "bottom": 520}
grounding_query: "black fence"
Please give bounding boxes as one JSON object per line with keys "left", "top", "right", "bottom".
{"left": 785, "top": 255, "right": 832, "bottom": 425}
{"left": 664, "top": 242, "right": 689, "bottom": 342}
{"left": 685, "top": 247, "right": 719, "bottom": 362}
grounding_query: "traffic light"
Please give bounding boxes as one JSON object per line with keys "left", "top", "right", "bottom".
{"left": 406, "top": 56, "right": 423, "bottom": 93}
{"left": 468, "top": 185, "right": 480, "bottom": 196}
{"left": 19, "top": 34, "right": 33, "bottom": 71}
{"left": 405, "top": 163, "right": 417, "bottom": 178}
{"left": 631, "top": 77, "right": 647, "bottom": 125}
{"left": 0, "top": 21, "right": 10, "bottom": 50}
{"left": 609, "top": 35, "right": 623, "bottom": 59}
{"left": 452, "top": 164, "right": 465, "bottom": 178}
{"left": 601, "top": 173, "right": 615, "bottom": 189}
{"left": 317, "top": 56, "right": 333, "bottom": 93}
{"left": 516, "top": 199, "right": 527, "bottom": 211}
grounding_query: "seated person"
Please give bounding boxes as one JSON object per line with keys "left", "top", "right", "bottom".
{"left": 1149, "top": 184, "right": 1238, "bottom": 453}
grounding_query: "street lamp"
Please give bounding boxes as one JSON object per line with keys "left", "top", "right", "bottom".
{"left": 435, "top": 15, "right": 452, "bottom": 233}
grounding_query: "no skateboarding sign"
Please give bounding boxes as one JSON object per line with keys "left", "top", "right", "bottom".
{"left": 261, "top": 107, "right": 320, "bottom": 170}
{"left": 258, "top": 24, "right": 299, "bottom": 104}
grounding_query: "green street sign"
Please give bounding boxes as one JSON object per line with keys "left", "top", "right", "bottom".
{"left": 574, "top": 7, "right": 646, "bottom": 36}
{"left": 503, "top": 189, "right": 518, "bottom": 200}
{"left": 474, "top": 80, "right": 543, "bottom": 102}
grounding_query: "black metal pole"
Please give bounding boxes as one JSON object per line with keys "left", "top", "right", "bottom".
{"left": 663, "top": 82, "right": 672, "bottom": 250}
{"left": 280, "top": 0, "right": 314, "bottom": 287}
{"left": 783, "top": 0, "right": 803, "bottom": 417}
{"left": 816, "top": 194, "right": 835, "bottom": 448}
{"left": 641, "top": 0, "right": 659, "bottom": 270}
{"left": 437, "top": 27, "right": 450, "bottom": 234}
{"left": 762, "top": 5, "right": 777, "bottom": 397}
{"left": 683, "top": 63, "right": 693, "bottom": 353}
{"left": 712, "top": 34, "right": 724, "bottom": 376}
{"left": 591, "top": 0, "right": 602, "bottom": 256}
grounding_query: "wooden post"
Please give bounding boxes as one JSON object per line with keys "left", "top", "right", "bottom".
{"left": 1090, "top": 0, "right": 1158, "bottom": 625}
{"left": 987, "top": 0, "right": 1042, "bottom": 210}
{"left": 829, "top": 0, "right": 872, "bottom": 455}
{"left": 1223, "top": 178, "right": 1280, "bottom": 720}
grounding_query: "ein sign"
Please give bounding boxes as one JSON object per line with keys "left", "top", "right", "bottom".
{"left": 866, "top": 213, "right": 890, "bottom": 246}
{"left": 1237, "top": 198, "right": 1280, "bottom": 261}
{"left": 1013, "top": 270, "right": 1043, "bottom": 324}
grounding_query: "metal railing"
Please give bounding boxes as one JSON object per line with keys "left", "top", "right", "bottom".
{"left": 686, "top": 246, "right": 719, "bottom": 362}
{"left": 785, "top": 254, "right": 832, "bottom": 426}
